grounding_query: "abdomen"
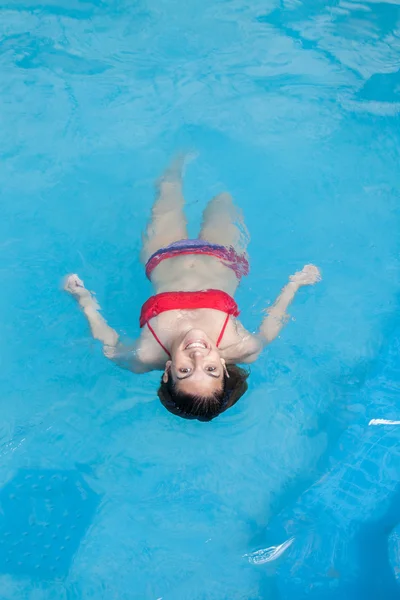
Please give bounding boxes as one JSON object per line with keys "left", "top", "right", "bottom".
{"left": 150, "top": 255, "right": 239, "bottom": 295}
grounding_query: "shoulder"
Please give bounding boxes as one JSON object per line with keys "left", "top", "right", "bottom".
{"left": 220, "top": 321, "right": 263, "bottom": 364}
{"left": 134, "top": 328, "right": 168, "bottom": 371}
{"left": 109, "top": 330, "right": 167, "bottom": 373}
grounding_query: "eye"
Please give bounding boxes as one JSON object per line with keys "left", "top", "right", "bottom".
{"left": 179, "top": 368, "right": 191, "bottom": 373}
{"left": 206, "top": 366, "right": 217, "bottom": 372}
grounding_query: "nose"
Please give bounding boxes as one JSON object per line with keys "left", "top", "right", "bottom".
{"left": 189, "top": 349, "right": 204, "bottom": 361}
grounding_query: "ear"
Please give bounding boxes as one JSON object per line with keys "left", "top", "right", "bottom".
{"left": 220, "top": 357, "right": 229, "bottom": 378}
{"left": 163, "top": 360, "right": 172, "bottom": 383}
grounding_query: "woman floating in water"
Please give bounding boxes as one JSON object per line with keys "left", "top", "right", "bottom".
{"left": 65, "top": 157, "right": 321, "bottom": 421}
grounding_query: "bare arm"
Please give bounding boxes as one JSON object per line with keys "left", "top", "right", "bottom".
{"left": 260, "top": 264, "right": 321, "bottom": 344}
{"left": 64, "top": 274, "right": 150, "bottom": 373}
{"left": 220, "top": 266, "right": 321, "bottom": 363}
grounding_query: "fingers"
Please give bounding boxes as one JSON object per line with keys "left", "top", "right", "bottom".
{"left": 64, "top": 273, "right": 85, "bottom": 294}
{"left": 302, "top": 264, "right": 322, "bottom": 283}
{"left": 289, "top": 264, "right": 322, "bottom": 286}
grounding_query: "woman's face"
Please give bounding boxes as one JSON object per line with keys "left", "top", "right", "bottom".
{"left": 166, "top": 329, "right": 225, "bottom": 396}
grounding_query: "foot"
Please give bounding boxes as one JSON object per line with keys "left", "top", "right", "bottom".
{"left": 290, "top": 264, "right": 321, "bottom": 286}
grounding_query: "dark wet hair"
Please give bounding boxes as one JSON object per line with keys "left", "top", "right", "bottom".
{"left": 157, "top": 365, "right": 249, "bottom": 422}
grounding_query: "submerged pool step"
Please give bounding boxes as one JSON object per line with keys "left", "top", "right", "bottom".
{"left": 257, "top": 328, "right": 400, "bottom": 599}
{"left": 0, "top": 469, "right": 100, "bottom": 580}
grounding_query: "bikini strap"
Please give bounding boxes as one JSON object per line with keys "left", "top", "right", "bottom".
{"left": 147, "top": 321, "right": 171, "bottom": 358}
{"left": 216, "top": 313, "right": 230, "bottom": 348}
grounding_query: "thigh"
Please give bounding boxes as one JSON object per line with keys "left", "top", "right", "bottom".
{"left": 140, "top": 159, "right": 188, "bottom": 264}
{"left": 141, "top": 204, "right": 187, "bottom": 263}
{"left": 199, "top": 192, "right": 249, "bottom": 254}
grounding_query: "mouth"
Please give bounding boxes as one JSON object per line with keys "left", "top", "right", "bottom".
{"left": 184, "top": 340, "right": 208, "bottom": 350}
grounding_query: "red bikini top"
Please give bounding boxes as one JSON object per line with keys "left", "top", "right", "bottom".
{"left": 139, "top": 290, "right": 240, "bottom": 358}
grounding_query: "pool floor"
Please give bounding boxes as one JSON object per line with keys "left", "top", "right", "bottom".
{"left": 1, "top": 0, "right": 400, "bottom": 598}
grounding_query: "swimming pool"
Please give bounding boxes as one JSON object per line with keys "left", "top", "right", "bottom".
{"left": 1, "top": 0, "right": 400, "bottom": 597}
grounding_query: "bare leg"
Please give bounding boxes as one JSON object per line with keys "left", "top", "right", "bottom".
{"left": 199, "top": 192, "right": 250, "bottom": 255}
{"left": 140, "top": 157, "right": 188, "bottom": 264}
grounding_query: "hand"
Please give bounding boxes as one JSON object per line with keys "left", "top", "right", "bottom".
{"left": 64, "top": 274, "right": 100, "bottom": 310}
{"left": 290, "top": 264, "right": 321, "bottom": 287}
{"left": 64, "top": 273, "right": 87, "bottom": 296}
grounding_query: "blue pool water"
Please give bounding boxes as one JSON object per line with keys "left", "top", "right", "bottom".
{"left": 1, "top": 0, "right": 400, "bottom": 597}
